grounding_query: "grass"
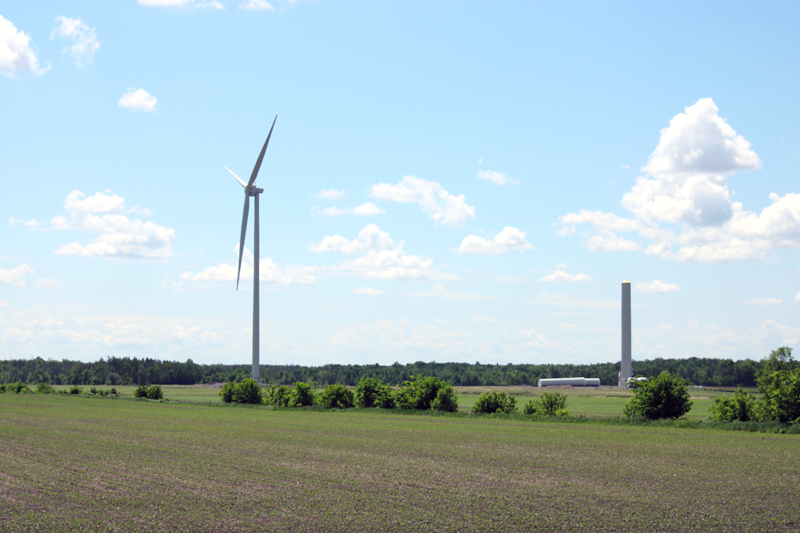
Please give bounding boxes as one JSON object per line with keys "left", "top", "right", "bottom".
{"left": 0, "top": 393, "right": 798, "bottom": 532}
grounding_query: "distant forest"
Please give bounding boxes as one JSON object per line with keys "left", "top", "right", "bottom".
{"left": 0, "top": 356, "right": 766, "bottom": 388}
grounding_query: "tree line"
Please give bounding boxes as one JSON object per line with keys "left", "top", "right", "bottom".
{"left": 0, "top": 355, "right": 768, "bottom": 387}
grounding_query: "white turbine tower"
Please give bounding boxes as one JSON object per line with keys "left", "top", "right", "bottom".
{"left": 223, "top": 116, "right": 277, "bottom": 382}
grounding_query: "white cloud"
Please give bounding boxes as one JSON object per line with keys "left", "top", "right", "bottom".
{"left": 458, "top": 227, "right": 533, "bottom": 255}
{"left": 796, "top": 291, "right": 800, "bottom": 302}
{"left": 51, "top": 16, "right": 99, "bottom": 67}
{"left": 240, "top": 0, "right": 274, "bottom": 9}
{"left": 370, "top": 175, "right": 475, "bottom": 228}
{"left": 352, "top": 286, "right": 384, "bottom": 296}
{"left": 313, "top": 225, "right": 455, "bottom": 280}
{"left": 473, "top": 314, "right": 497, "bottom": 325}
{"left": 310, "top": 224, "right": 398, "bottom": 254}
{"left": 36, "top": 278, "right": 59, "bottom": 288}
{"left": 180, "top": 246, "right": 317, "bottom": 285}
{"left": 747, "top": 298, "right": 782, "bottom": 307}
{"left": 526, "top": 293, "right": 617, "bottom": 309}
{"left": 558, "top": 98, "right": 800, "bottom": 263}
{"left": 495, "top": 276, "right": 524, "bottom": 284}
{"left": 477, "top": 169, "right": 518, "bottom": 185}
{"left": 408, "top": 289, "right": 502, "bottom": 300}
{"left": 23, "top": 190, "right": 176, "bottom": 259}
{"left": 351, "top": 202, "right": 385, "bottom": 216}
{"left": 0, "top": 264, "right": 34, "bottom": 287}
{"left": 0, "top": 14, "right": 48, "bottom": 77}
{"left": 118, "top": 88, "right": 157, "bottom": 112}
{"left": 634, "top": 280, "right": 680, "bottom": 293}
{"left": 657, "top": 323, "right": 675, "bottom": 330}
{"left": 313, "top": 202, "right": 385, "bottom": 217}
{"left": 138, "top": 0, "right": 225, "bottom": 8}
{"left": 538, "top": 269, "right": 592, "bottom": 283}
{"left": 313, "top": 189, "right": 346, "bottom": 200}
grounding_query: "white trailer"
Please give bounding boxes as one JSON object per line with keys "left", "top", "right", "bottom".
{"left": 537, "top": 377, "right": 601, "bottom": 388}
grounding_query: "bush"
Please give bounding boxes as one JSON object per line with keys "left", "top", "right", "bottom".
{"left": 759, "top": 369, "right": 800, "bottom": 423}
{"left": 110, "top": 388, "right": 118, "bottom": 396}
{"left": 89, "top": 387, "right": 98, "bottom": 396}
{"left": 472, "top": 391, "right": 517, "bottom": 414}
{"left": 288, "top": 382, "right": 315, "bottom": 407}
{"left": 219, "top": 382, "right": 236, "bottom": 403}
{"left": 397, "top": 376, "right": 458, "bottom": 412}
{"left": 709, "top": 387, "right": 757, "bottom": 422}
{"left": 523, "top": 392, "right": 568, "bottom": 415}
{"left": 11, "top": 382, "right": 30, "bottom": 394}
{"left": 317, "top": 384, "right": 355, "bottom": 409}
{"left": 264, "top": 385, "right": 292, "bottom": 407}
{"left": 133, "top": 385, "right": 148, "bottom": 398}
{"left": 146, "top": 385, "right": 163, "bottom": 400}
{"left": 0, "top": 384, "right": 5, "bottom": 393}
{"left": 69, "top": 385, "right": 83, "bottom": 395}
{"left": 231, "top": 378, "right": 263, "bottom": 405}
{"left": 355, "top": 377, "right": 396, "bottom": 409}
{"left": 431, "top": 383, "right": 458, "bottom": 413}
{"left": 623, "top": 371, "right": 692, "bottom": 419}
{"left": 36, "top": 383, "right": 55, "bottom": 394}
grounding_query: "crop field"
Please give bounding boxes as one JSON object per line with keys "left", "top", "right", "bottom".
{"left": 1, "top": 394, "right": 798, "bottom": 532}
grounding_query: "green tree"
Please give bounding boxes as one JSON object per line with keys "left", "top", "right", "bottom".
{"left": 317, "top": 384, "right": 355, "bottom": 409}
{"left": 708, "top": 387, "right": 757, "bottom": 422}
{"left": 264, "top": 385, "right": 291, "bottom": 407}
{"left": 146, "top": 385, "right": 164, "bottom": 400}
{"left": 288, "top": 382, "right": 315, "bottom": 407}
{"left": 523, "top": 392, "right": 568, "bottom": 416}
{"left": 231, "top": 378, "right": 263, "bottom": 404}
{"left": 396, "top": 376, "right": 457, "bottom": 411}
{"left": 355, "top": 377, "right": 387, "bottom": 408}
{"left": 472, "top": 391, "right": 517, "bottom": 414}
{"left": 219, "top": 382, "right": 236, "bottom": 403}
{"left": 431, "top": 383, "right": 458, "bottom": 412}
{"left": 623, "top": 371, "right": 692, "bottom": 419}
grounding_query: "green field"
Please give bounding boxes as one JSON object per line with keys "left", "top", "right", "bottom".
{"left": 62, "top": 383, "right": 732, "bottom": 420}
{"left": 1, "top": 392, "right": 798, "bottom": 532}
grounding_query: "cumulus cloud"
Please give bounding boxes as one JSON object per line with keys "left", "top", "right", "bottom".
{"left": 458, "top": 227, "right": 533, "bottom": 255}
{"left": 51, "top": 16, "right": 99, "bottom": 67}
{"left": 370, "top": 176, "right": 475, "bottom": 228}
{"left": 312, "top": 202, "right": 385, "bottom": 217}
{"left": 352, "top": 286, "right": 384, "bottom": 295}
{"left": 473, "top": 314, "right": 497, "bottom": 325}
{"left": 313, "top": 225, "right": 456, "bottom": 280}
{"left": 313, "top": 189, "right": 346, "bottom": 200}
{"left": 0, "top": 264, "right": 34, "bottom": 287}
{"left": 138, "top": 0, "right": 225, "bottom": 8}
{"left": 16, "top": 190, "right": 175, "bottom": 259}
{"left": 558, "top": 98, "right": 800, "bottom": 263}
{"left": 634, "top": 280, "right": 680, "bottom": 293}
{"left": 538, "top": 268, "right": 592, "bottom": 283}
{"left": 180, "top": 246, "right": 317, "bottom": 285}
{"left": 477, "top": 170, "right": 518, "bottom": 185}
{"left": 0, "top": 14, "right": 48, "bottom": 77}
{"left": 310, "top": 224, "right": 397, "bottom": 254}
{"left": 240, "top": 0, "right": 274, "bottom": 9}
{"left": 118, "top": 88, "right": 157, "bottom": 112}
{"left": 747, "top": 298, "right": 782, "bottom": 307}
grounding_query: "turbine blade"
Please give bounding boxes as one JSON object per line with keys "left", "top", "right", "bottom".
{"left": 247, "top": 115, "right": 277, "bottom": 187}
{"left": 236, "top": 194, "right": 250, "bottom": 290}
{"left": 223, "top": 166, "right": 247, "bottom": 188}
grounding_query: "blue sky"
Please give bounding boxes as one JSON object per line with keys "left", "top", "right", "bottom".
{"left": 2, "top": 1, "right": 799, "bottom": 366}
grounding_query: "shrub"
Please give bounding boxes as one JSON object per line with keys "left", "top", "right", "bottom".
{"left": 288, "top": 382, "right": 315, "bottom": 407}
{"left": 318, "top": 384, "right": 355, "bottom": 409}
{"left": 431, "top": 383, "right": 458, "bottom": 413}
{"left": 110, "top": 388, "right": 118, "bottom": 396}
{"left": 219, "top": 382, "right": 236, "bottom": 403}
{"left": 133, "top": 385, "right": 148, "bottom": 398}
{"left": 523, "top": 392, "right": 568, "bottom": 415}
{"left": 231, "top": 378, "right": 263, "bottom": 405}
{"left": 69, "top": 385, "right": 83, "bottom": 395}
{"left": 709, "top": 387, "right": 757, "bottom": 422}
{"left": 0, "top": 384, "right": 5, "bottom": 393}
{"left": 472, "top": 391, "right": 517, "bottom": 414}
{"left": 11, "top": 382, "right": 30, "bottom": 394}
{"left": 623, "top": 371, "right": 692, "bottom": 419}
{"left": 355, "top": 377, "right": 396, "bottom": 409}
{"left": 759, "top": 369, "right": 800, "bottom": 423}
{"left": 264, "top": 385, "right": 292, "bottom": 407}
{"left": 374, "top": 386, "right": 397, "bottom": 409}
{"left": 89, "top": 387, "right": 98, "bottom": 396}
{"left": 36, "top": 383, "right": 55, "bottom": 394}
{"left": 146, "top": 385, "right": 163, "bottom": 400}
{"left": 555, "top": 408, "right": 572, "bottom": 417}
{"left": 397, "top": 376, "right": 457, "bottom": 411}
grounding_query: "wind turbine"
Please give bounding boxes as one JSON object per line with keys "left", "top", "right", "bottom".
{"left": 222, "top": 115, "right": 277, "bottom": 382}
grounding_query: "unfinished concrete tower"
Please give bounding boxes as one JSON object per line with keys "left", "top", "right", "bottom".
{"left": 619, "top": 280, "right": 633, "bottom": 388}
